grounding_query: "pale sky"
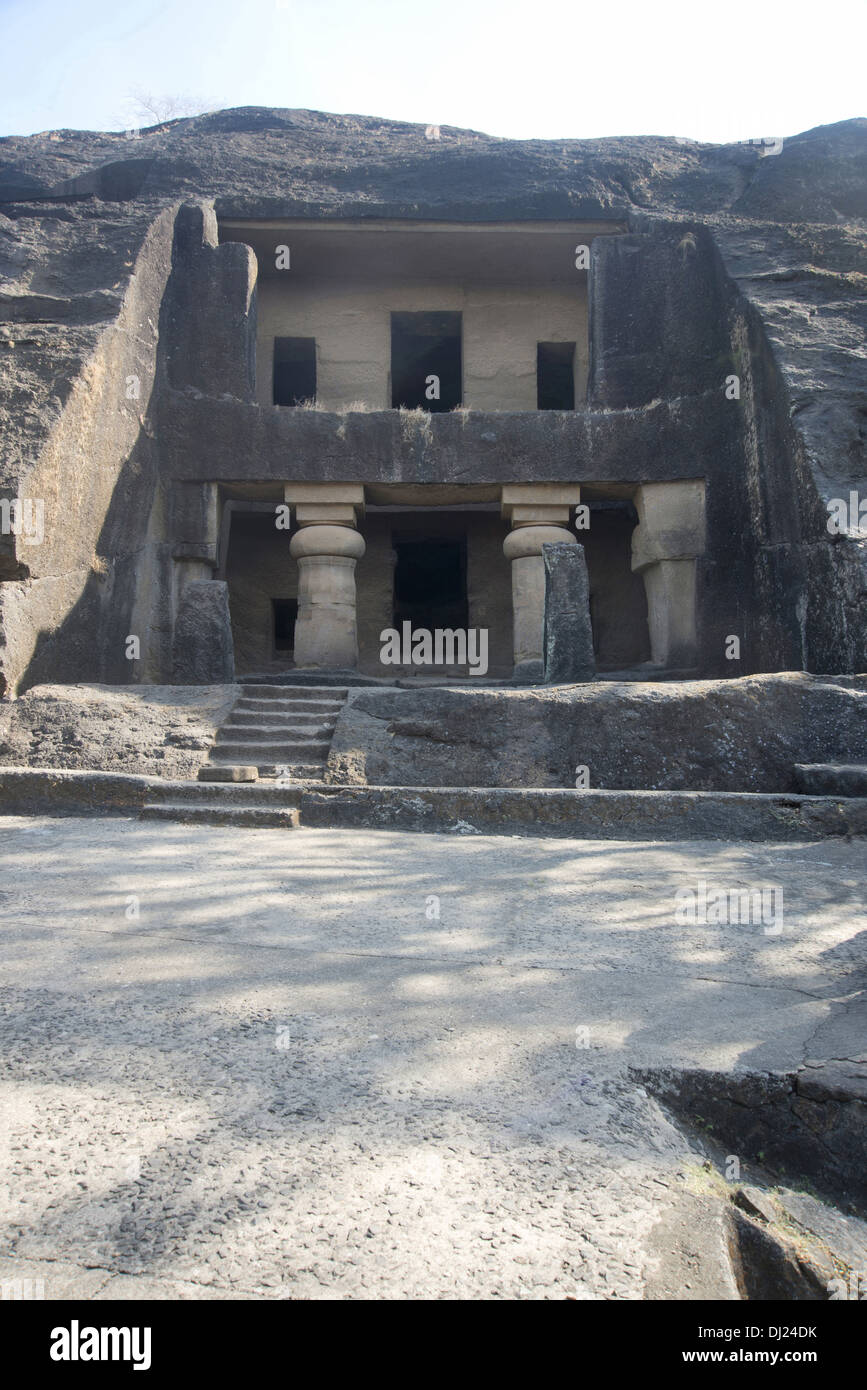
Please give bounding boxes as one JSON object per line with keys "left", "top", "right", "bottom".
{"left": 1, "top": 0, "right": 864, "bottom": 143}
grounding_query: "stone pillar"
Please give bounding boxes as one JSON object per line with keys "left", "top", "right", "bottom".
{"left": 501, "top": 486, "right": 581, "bottom": 681}
{"left": 170, "top": 482, "right": 219, "bottom": 585}
{"left": 168, "top": 481, "right": 235, "bottom": 681}
{"left": 285, "top": 485, "right": 366, "bottom": 670}
{"left": 173, "top": 580, "right": 235, "bottom": 683}
{"left": 630, "top": 481, "right": 706, "bottom": 669}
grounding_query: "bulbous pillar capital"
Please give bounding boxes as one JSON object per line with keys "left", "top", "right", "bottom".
{"left": 290, "top": 524, "right": 366, "bottom": 561}
{"left": 503, "top": 524, "right": 576, "bottom": 562}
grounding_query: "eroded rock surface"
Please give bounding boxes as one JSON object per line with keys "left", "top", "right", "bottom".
{"left": 0, "top": 682, "right": 237, "bottom": 777}
{"left": 326, "top": 671, "right": 867, "bottom": 790}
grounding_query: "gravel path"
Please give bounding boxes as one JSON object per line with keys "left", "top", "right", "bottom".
{"left": 1, "top": 816, "right": 864, "bottom": 1299}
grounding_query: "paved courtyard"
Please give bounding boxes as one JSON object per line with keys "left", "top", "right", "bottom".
{"left": 1, "top": 815, "right": 865, "bottom": 1299}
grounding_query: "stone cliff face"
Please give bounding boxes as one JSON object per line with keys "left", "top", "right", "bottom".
{"left": 0, "top": 108, "right": 864, "bottom": 694}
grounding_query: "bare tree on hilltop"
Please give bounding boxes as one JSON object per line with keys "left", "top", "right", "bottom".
{"left": 126, "top": 90, "right": 221, "bottom": 127}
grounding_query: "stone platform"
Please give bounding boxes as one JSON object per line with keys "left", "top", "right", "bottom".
{"left": 0, "top": 767, "right": 865, "bottom": 840}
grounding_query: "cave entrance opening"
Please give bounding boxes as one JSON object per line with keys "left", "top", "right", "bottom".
{"left": 392, "top": 535, "right": 468, "bottom": 632}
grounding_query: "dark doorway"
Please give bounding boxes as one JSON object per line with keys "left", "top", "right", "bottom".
{"left": 273, "top": 598, "right": 298, "bottom": 654}
{"left": 391, "top": 312, "right": 462, "bottom": 412}
{"left": 537, "top": 341, "right": 575, "bottom": 410}
{"left": 273, "top": 337, "right": 316, "bottom": 407}
{"left": 392, "top": 537, "right": 468, "bottom": 631}
{"left": 582, "top": 507, "right": 651, "bottom": 669}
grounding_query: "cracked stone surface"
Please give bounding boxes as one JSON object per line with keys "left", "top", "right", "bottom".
{"left": 0, "top": 816, "right": 864, "bottom": 1299}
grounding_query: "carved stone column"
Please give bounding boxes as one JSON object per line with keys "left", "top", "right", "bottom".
{"left": 501, "top": 486, "right": 581, "bottom": 681}
{"left": 285, "top": 485, "right": 366, "bottom": 669}
{"left": 169, "top": 481, "right": 235, "bottom": 682}
{"left": 630, "top": 481, "right": 706, "bottom": 668}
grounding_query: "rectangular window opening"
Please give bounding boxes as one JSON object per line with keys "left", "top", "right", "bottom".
{"left": 391, "top": 311, "right": 462, "bottom": 412}
{"left": 537, "top": 341, "right": 575, "bottom": 410}
{"left": 273, "top": 337, "right": 316, "bottom": 407}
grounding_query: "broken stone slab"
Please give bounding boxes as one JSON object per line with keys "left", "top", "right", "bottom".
{"left": 542, "top": 542, "right": 595, "bottom": 684}
{"left": 197, "top": 765, "right": 258, "bottom": 782}
{"left": 0, "top": 682, "right": 239, "bottom": 780}
{"left": 325, "top": 672, "right": 867, "bottom": 792}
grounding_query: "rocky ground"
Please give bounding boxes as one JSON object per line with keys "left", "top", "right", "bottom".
{"left": 1, "top": 816, "right": 865, "bottom": 1299}
{"left": 0, "top": 683, "right": 238, "bottom": 778}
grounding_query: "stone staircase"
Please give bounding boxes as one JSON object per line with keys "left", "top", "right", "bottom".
{"left": 203, "top": 684, "right": 348, "bottom": 780}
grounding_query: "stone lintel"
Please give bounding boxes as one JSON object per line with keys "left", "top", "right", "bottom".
{"left": 284, "top": 483, "right": 366, "bottom": 514}
{"left": 501, "top": 484, "right": 581, "bottom": 522}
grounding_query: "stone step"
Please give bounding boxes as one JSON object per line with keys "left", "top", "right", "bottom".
{"left": 229, "top": 709, "right": 339, "bottom": 727}
{"left": 218, "top": 722, "right": 333, "bottom": 741}
{"left": 234, "top": 701, "right": 344, "bottom": 718}
{"left": 149, "top": 781, "right": 304, "bottom": 806}
{"left": 297, "top": 784, "right": 867, "bottom": 841}
{"left": 198, "top": 765, "right": 258, "bottom": 783}
{"left": 240, "top": 672, "right": 375, "bottom": 688}
{"left": 140, "top": 802, "right": 300, "bottom": 828}
{"left": 793, "top": 763, "right": 867, "bottom": 796}
{"left": 214, "top": 737, "right": 331, "bottom": 760}
{"left": 240, "top": 684, "right": 348, "bottom": 699}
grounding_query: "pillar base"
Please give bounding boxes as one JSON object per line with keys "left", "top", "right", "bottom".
{"left": 511, "top": 658, "right": 544, "bottom": 684}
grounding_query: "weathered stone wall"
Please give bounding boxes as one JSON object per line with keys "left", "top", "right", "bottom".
{"left": 325, "top": 673, "right": 867, "bottom": 792}
{"left": 0, "top": 204, "right": 178, "bottom": 696}
{"left": 256, "top": 276, "right": 587, "bottom": 410}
